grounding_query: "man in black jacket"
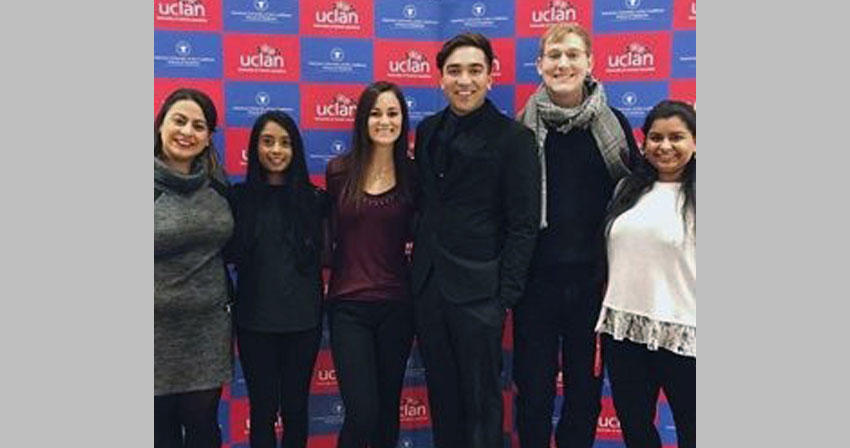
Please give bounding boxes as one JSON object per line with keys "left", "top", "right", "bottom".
{"left": 411, "top": 33, "right": 540, "bottom": 448}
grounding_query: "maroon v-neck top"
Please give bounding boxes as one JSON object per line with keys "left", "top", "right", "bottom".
{"left": 326, "top": 161, "right": 416, "bottom": 302}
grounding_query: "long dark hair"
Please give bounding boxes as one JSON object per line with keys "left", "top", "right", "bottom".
{"left": 154, "top": 88, "right": 221, "bottom": 178}
{"left": 606, "top": 100, "right": 696, "bottom": 236}
{"left": 339, "top": 81, "right": 413, "bottom": 209}
{"left": 244, "top": 110, "right": 323, "bottom": 272}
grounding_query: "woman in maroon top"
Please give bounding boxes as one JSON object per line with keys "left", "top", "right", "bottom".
{"left": 325, "top": 81, "right": 417, "bottom": 448}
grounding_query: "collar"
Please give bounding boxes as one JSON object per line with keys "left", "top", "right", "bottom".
{"left": 445, "top": 99, "right": 491, "bottom": 134}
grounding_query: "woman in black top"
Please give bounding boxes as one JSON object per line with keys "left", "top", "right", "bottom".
{"left": 325, "top": 81, "right": 417, "bottom": 448}
{"left": 225, "top": 110, "right": 328, "bottom": 448}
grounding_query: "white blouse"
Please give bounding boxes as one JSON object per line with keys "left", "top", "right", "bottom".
{"left": 595, "top": 182, "right": 696, "bottom": 357}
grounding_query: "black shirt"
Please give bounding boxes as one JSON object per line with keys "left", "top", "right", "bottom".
{"left": 534, "top": 109, "right": 635, "bottom": 269}
{"left": 229, "top": 185, "right": 323, "bottom": 333}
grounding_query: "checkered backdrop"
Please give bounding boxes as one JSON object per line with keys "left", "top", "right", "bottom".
{"left": 154, "top": 1, "right": 696, "bottom": 446}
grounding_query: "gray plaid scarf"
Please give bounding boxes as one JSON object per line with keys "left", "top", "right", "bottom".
{"left": 518, "top": 78, "right": 631, "bottom": 228}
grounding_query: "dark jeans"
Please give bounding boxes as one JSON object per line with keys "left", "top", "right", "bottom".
{"left": 328, "top": 299, "right": 415, "bottom": 448}
{"left": 154, "top": 387, "right": 222, "bottom": 448}
{"left": 513, "top": 265, "right": 604, "bottom": 448}
{"left": 236, "top": 326, "right": 321, "bottom": 448}
{"left": 414, "top": 276, "right": 506, "bottom": 448}
{"left": 603, "top": 335, "right": 696, "bottom": 448}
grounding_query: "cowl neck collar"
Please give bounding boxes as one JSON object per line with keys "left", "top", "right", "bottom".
{"left": 154, "top": 156, "right": 208, "bottom": 194}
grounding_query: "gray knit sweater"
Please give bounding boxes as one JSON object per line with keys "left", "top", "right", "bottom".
{"left": 154, "top": 157, "right": 234, "bottom": 395}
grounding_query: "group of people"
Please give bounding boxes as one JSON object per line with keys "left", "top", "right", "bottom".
{"left": 154, "top": 24, "right": 696, "bottom": 448}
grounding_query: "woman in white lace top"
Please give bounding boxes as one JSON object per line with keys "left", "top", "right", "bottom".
{"left": 595, "top": 100, "right": 696, "bottom": 448}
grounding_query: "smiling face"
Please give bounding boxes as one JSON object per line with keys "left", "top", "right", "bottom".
{"left": 256, "top": 120, "right": 293, "bottom": 184}
{"left": 643, "top": 116, "right": 696, "bottom": 182}
{"left": 158, "top": 99, "right": 211, "bottom": 171}
{"left": 537, "top": 32, "right": 593, "bottom": 107}
{"left": 368, "top": 91, "right": 403, "bottom": 149}
{"left": 439, "top": 46, "right": 492, "bottom": 116}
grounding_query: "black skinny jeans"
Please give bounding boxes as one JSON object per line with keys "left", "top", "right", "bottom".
{"left": 236, "top": 326, "right": 321, "bottom": 448}
{"left": 603, "top": 335, "right": 696, "bottom": 448}
{"left": 154, "top": 387, "right": 222, "bottom": 448}
{"left": 328, "top": 299, "right": 414, "bottom": 448}
{"left": 513, "top": 265, "right": 604, "bottom": 448}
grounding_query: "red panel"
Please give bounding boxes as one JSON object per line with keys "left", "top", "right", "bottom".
{"left": 373, "top": 40, "right": 443, "bottom": 87}
{"left": 490, "top": 38, "right": 516, "bottom": 85}
{"left": 673, "top": 0, "right": 697, "bottom": 29}
{"left": 224, "top": 127, "right": 250, "bottom": 176}
{"left": 594, "top": 32, "right": 672, "bottom": 82}
{"left": 670, "top": 79, "right": 696, "bottom": 109}
{"left": 399, "top": 386, "right": 432, "bottom": 430}
{"left": 300, "top": 84, "right": 365, "bottom": 130}
{"left": 154, "top": 79, "right": 224, "bottom": 124}
{"left": 301, "top": 0, "right": 373, "bottom": 37}
{"left": 154, "top": 0, "right": 222, "bottom": 31}
{"left": 516, "top": 0, "right": 594, "bottom": 37}
{"left": 514, "top": 84, "right": 539, "bottom": 116}
{"left": 311, "top": 349, "right": 340, "bottom": 395}
{"left": 223, "top": 35, "right": 300, "bottom": 82}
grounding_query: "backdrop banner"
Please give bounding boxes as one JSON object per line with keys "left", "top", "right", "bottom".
{"left": 154, "top": 1, "right": 696, "bottom": 446}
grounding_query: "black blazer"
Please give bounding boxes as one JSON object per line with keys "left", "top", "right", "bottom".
{"left": 411, "top": 100, "right": 541, "bottom": 307}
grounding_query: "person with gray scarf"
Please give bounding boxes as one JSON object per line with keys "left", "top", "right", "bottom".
{"left": 154, "top": 88, "right": 234, "bottom": 448}
{"left": 512, "top": 24, "right": 639, "bottom": 448}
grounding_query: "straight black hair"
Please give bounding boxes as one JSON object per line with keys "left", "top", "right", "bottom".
{"left": 606, "top": 100, "right": 696, "bottom": 237}
{"left": 244, "top": 110, "right": 323, "bottom": 273}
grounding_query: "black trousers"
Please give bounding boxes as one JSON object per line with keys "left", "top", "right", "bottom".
{"left": 236, "top": 326, "right": 321, "bottom": 448}
{"left": 414, "top": 276, "right": 506, "bottom": 448}
{"left": 328, "top": 299, "right": 415, "bottom": 448}
{"left": 513, "top": 265, "right": 604, "bottom": 448}
{"left": 603, "top": 335, "right": 696, "bottom": 448}
{"left": 154, "top": 387, "right": 222, "bottom": 448}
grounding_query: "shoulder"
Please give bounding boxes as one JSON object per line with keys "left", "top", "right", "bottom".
{"left": 325, "top": 156, "right": 348, "bottom": 196}
{"left": 607, "top": 106, "right": 633, "bottom": 133}
{"left": 492, "top": 111, "right": 536, "bottom": 147}
{"left": 415, "top": 112, "right": 442, "bottom": 136}
{"left": 326, "top": 155, "right": 347, "bottom": 176}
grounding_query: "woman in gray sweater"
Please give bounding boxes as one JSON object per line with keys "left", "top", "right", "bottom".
{"left": 154, "top": 88, "right": 234, "bottom": 448}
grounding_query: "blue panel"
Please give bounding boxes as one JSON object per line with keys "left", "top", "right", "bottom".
{"left": 223, "top": 0, "right": 299, "bottom": 33}
{"left": 594, "top": 0, "right": 673, "bottom": 33}
{"left": 301, "top": 38, "right": 373, "bottom": 83}
{"left": 154, "top": 31, "right": 222, "bottom": 78}
{"left": 224, "top": 81, "right": 300, "bottom": 127}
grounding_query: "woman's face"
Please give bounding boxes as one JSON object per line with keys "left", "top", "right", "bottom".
{"left": 257, "top": 120, "right": 293, "bottom": 181}
{"left": 158, "top": 100, "right": 211, "bottom": 167}
{"left": 368, "top": 91, "right": 403, "bottom": 148}
{"left": 643, "top": 115, "right": 695, "bottom": 182}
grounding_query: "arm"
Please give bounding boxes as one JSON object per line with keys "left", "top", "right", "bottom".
{"left": 322, "top": 160, "right": 342, "bottom": 269}
{"left": 498, "top": 126, "right": 542, "bottom": 308}
{"left": 611, "top": 107, "right": 641, "bottom": 170}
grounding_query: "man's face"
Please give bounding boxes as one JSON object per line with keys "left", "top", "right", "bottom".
{"left": 536, "top": 33, "right": 593, "bottom": 102}
{"left": 439, "top": 46, "right": 492, "bottom": 116}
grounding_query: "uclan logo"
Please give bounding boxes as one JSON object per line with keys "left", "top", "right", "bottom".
{"left": 389, "top": 50, "right": 430, "bottom": 74}
{"left": 317, "top": 94, "right": 357, "bottom": 117}
{"left": 316, "top": 368, "right": 337, "bottom": 382}
{"left": 158, "top": 0, "right": 206, "bottom": 17}
{"left": 316, "top": 1, "right": 360, "bottom": 24}
{"left": 399, "top": 397, "right": 428, "bottom": 419}
{"left": 598, "top": 415, "right": 622, "bottom": 430}
{"left": 491, "top": 57, "right": 501, "bottom": 73}
{"left": 691, "top": 1, "right": 696, "bottom": 17}
{"left": 607, "top": 43, "right": 655, "bottom": 69}
{"left": 240, "top": 44, "right": 285, "bottom": 69}
{"left": 532, "top": 0, "right": 577, "bottom": 23}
